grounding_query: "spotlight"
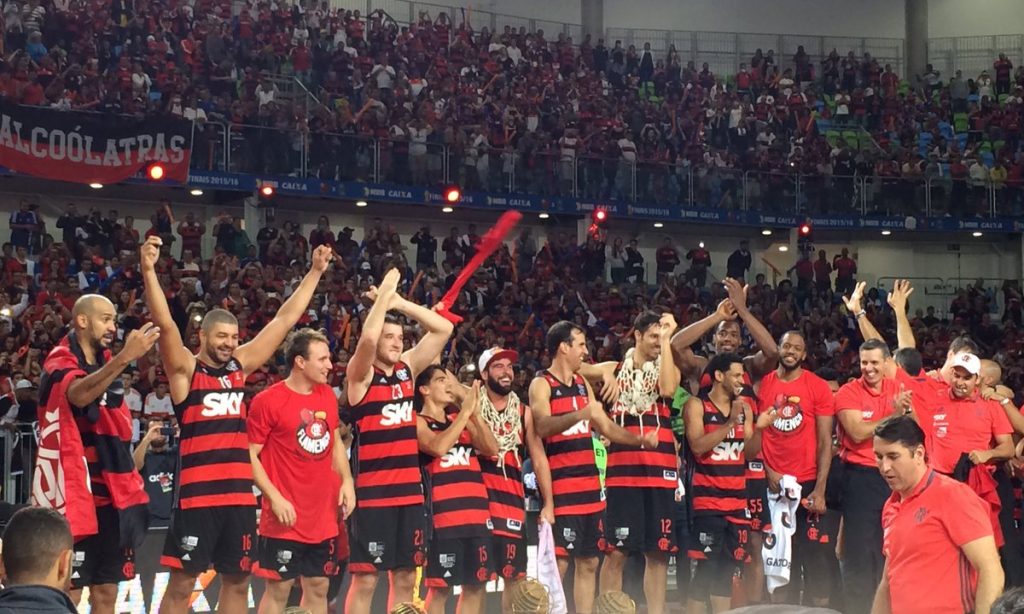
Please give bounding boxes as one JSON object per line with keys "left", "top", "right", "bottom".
{"left": 259, "top": 185, "right": 275, "bottom": 198}
{"left": 146, "top": 163, "right": 165, "bottom": 181}
{"left": 443, "top": 185, "right": 461, "bottom": 203}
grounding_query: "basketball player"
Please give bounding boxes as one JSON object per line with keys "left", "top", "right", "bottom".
{"left": 140, "top": 236, "right": 334, "bottom": 614}
{"left": 415, "top": 370, "right": 498, "bottom": 614}
{"left": 580, "top": 311, "right": 679, "bottom": 614}
{"left": 33, "top": 295, "right": 160, "bottom": 614}
{"left": 684, "top": 353, "right": 776, "bottom": 614}
{"left": 448, "top": 347, "right": 554, "bottom": 614}
{"left": 344, "top": 268, "right": 454, "bottom": 614}
{"left": 529, "top": 320, "right": 658, "bottom": 614}
{"left": 249, "top": 329, "right": 356, "bottom": 614}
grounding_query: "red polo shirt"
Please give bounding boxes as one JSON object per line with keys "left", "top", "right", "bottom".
{"left": 882, "top": 470, "right": 992, "bottom": 614}
{"left": 893, "top": 368, "right": 942, "bottom": 452}
{"left": 928, "top": 392, "right": 1011, "bottom": 475}
{"left": 835, "top": 376, "right": 900, "bottom": 467}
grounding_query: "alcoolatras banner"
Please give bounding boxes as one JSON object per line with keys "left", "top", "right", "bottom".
{"left": 0, "top": 102, "right": 192, "bottom": 183}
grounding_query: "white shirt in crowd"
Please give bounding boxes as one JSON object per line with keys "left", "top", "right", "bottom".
{"left": 143, "top": 391, "right": 173, "bottom": 419}
{"left": 371, "top": 63, "right": 396, "bottom": 89}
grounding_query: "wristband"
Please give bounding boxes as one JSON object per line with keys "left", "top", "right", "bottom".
{"left": 855, "top": 310, "right": 867, "bottom": 319}
{"left": 1001, "top": 398, "right": 1013, "bottom": 406}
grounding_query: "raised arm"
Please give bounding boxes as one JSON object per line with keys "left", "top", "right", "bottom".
{"left": 235, "top": 245, "right": 332, "bottom": 375}
{"left": 887, "top": 279, "right": 916, "bottom": 349}
{"left": 346, "top": 268, "right": 401, "bottom": 405}
{"left": 658, "top": 313, "right": 682, "bottom": 397}
{"left": 844, "top": 281, "right": 882, "bottom": 341}
{"left": 723, "top": 278, "right": 779, "bottom": 378}
{"left": 577, "top": 361, "right": 620, "bottom": 405}
{"left": 140, "top": 236, "right": 194, "bottom": 397}
{"left": 671, "top": 299, "right": 736, "bottom": 378}
{"left": 395, "top": 296, "right": 454, "bottom": 376}
{"left": 67, "top": 323, "right": 160, "bottom": 409}
{"left": 417, "top": 382, "right": 481, "bottom": 457}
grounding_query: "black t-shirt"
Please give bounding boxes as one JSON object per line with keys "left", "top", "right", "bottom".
{"left": 141, "top": 448, "right": 178, "bottom": 528}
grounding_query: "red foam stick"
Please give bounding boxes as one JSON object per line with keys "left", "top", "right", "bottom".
{"left": 436, "top": 211, "right": 522, "bottom": 324}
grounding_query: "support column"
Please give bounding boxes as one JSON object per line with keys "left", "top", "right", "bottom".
{"left": 905, "top": 0, "right": 928, "bottom": 82}
{"left": 581, "top": 0, "right": 603, "bottom": 41}
{"left": 243, "top": 195, "right": 263, "bottom": 246}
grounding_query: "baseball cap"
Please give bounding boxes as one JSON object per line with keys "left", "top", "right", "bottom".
{"left": 14, "top": 379, "right": 34, "bottom": 390}
{"left": 952, "top": 352, "right": 981, "bottom": 375}
{"left": 478, "top": 347, "right": 519, "bottom": 373}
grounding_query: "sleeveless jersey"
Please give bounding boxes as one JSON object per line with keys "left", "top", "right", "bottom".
{"left": 350, "top": 362, "right": 423, "bottom": 508}
{"left": 421, "top": 407, "right": 492, "bottom": 540}
{"left": 539, "top": 371, "right": 604, "bottom": 517}
{"left": 175, "top": 357, "right": 254, "bottom": 509}
{"left": 606, "top": 362, "right": 677, "bottom": 490}
{"left": 478, "top": 396, "right": 527, "bottom": 539}
{"left": 689, "top": 397, "right": 749, "bottom": 522}
{"left": 700, "top": 363, "right": 762, "bottom": 480}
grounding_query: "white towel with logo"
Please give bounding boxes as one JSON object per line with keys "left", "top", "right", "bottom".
{"left": 763, "top": 475, "right": 802, "bottom": 594}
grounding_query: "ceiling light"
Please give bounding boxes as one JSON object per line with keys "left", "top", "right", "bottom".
{"left": 89, "top": 183, "right": 103, "bottom": 189}
{"left": 881, "top": 230, "right": 891, "bottom": 236}
{"left": 539, "top": 212, "right": 550, "bottom": 219}
{"left": 355, "top": 200, "right": 368, "bottom": 207}
{"left": 761, "top": 229, "right": 772, "bottom": 236}
{"left": 442, "top": 206, "right": 454, "bottom": 213}
{"left": 653, "top": 222, "right": 664, "bottom": 228}
{"left": 972, "top": 231, "right": 983, "bottom": 237}
{"left": 190, "top": 189, "right": 204, "bottom": 196}
{"left": 778, "top": 245, "right": 789, "bottom": 252}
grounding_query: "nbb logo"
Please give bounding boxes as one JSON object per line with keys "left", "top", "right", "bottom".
{"left": 380, "top": 401, "right": 414, "bottom": 426}
{"left": 200, "top": 392, "right": 244, "bottom": 417}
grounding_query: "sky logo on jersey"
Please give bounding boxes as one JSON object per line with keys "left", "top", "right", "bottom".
{"left": 440, "top": 446, "right": 472, "bottom": 468}
{"left": 710, "top": 440, "right": 743, "bottom": 461}
{"left": 380, "top": 401, "right": 413, "bottom": 426}
{"left": 200, "top": 391, "right": 244, "bottom": 417}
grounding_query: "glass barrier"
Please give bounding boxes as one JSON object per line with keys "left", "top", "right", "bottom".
{"left": 996, "top": 181, "right": 1024, "bottom": 218}
{"left": 743, "top": 171, "right": 799, "bottom": 215}
{"left": 378, "top": 138, "right": 446, "bottom": 188}
{"left": 306, "top": 132, "right": 378, "bottom": 182}
{"left": 228, "top": 123, "right": 304, "bottom": 176}
{"left": 190, "top": 122, "right": 228, "bottom": 172}
{"left": 927, "top": 177, "right": 991, "bottom": 218}
{"left": 511, "top": 151, "right": 563, "bottom": 198}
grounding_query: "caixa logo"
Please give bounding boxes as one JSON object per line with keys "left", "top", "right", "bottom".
{"left": 380, "top": 401, "right": 414, "bottom": 426}
{"left": 200, "top": 392, "right": 244, "bottom": 417}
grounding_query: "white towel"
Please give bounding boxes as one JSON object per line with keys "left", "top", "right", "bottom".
{"left": 763, "top": 475, "right": 802, "bottom": 594}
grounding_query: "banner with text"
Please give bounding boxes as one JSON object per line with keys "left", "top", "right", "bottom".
{"left": 0, "top": 102, "right": 192, "bottom": 184}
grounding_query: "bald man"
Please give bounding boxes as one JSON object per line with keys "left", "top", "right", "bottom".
{"left": 31, "top": 294, "right": 161, "bottom": 614}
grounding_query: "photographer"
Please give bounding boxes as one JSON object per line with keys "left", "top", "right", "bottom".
{"left": 132, "top": 421, "right": 178, "bottom": 530}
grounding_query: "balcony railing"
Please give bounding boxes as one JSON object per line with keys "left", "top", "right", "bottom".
{"left": 190, "top": 122, "right": 1018, "bottom": 218}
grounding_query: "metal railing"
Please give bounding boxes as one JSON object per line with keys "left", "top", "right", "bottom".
{"left": 197, "top": 122, "right": 1024, "bottom": 218}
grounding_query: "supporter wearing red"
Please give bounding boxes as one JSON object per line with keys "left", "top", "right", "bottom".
{"left": 928, "top": 353, "right": 1013, "bottom": 476}
{"left": 757, "top": 330, "right": 839, "bottom": 607}
{"left": 834, "top": 339, "right": 911, "bottom": 614}
{"left": 343, "top": 268, "right": 454, "bottom": 614}
{"left": 415, "top": 369, "right": 498, "bottom": 614}
{"left": 871, "top": 416, "right": 1004, "bottom": 614}
{"left": 449, "top": 347, "right": 554, "bottom": 614}
{"left": 248, "top": 329, "right": 356, "bottom": 614}
{"left": 582, "top": 311, "right": 680, "bottom": 614}
{"left": 529, "top": 320, "right": 657, "bottom": 614}
{"left": 140, "top": 237, "right": 334, "bottom": 614}
{"left": 683, "top": 352, "right": 776, "bottom": 614}
{"left": 832, "top": 248, "right": 857, "bottom": 297}
{"left": 30, "top": 295, "right": 159, "bottom": 614}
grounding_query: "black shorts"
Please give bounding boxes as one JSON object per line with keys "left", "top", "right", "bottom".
{"left": 688, "top": 515, "right": 750, "bottom": 599}
{"left": 425, "top": 535, "right": 493, "bottom": 588}
{"left": 348, "top": 504, "right": 427, "bottom": 573}
{"left": 254, "top": 536, "right": 340, "bottom": 581}
{"left": 71, "top": 505, "right": 136, "bottom": 589}
{"left": 605, "top": 487, "right": 678, "bottom": 554}
{"left": 746, "top": 461, "right": 772, "bottom": 533}
{"left": 492, "top": 534, "right": 527, "bottom": 581}
{"left": 161, "top": 505, "right": 256, "bottom": 575}
{"left": 553, "top": 511, "right": 605, "bottom": 558}
{"left": 790, "top": 480, "right": 842, "bottom": 599}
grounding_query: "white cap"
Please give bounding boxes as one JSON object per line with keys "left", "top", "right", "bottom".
{"left": 14, "top": 379, "right": 34, "bottom": 390}
{"left": 952, "top": 352, "right": 981, "bottom": 375}
{"left": 477, "top": 347, "right": 519, "bottom": 374}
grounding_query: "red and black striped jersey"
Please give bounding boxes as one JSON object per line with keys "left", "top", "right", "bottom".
{"left": 538, "top": 371, "right": 604, "bottom": 517}
{"left": 478, "top": 398, "right": 527, "bottom": 538}
{"left": 349, "top": 362, "right": 423, "bottom": 508}
{"left": 606, "top": 387, "right": 677, "bottom": 489}
{"left": 689, "top": 397, "right": 749, "bottom": 522}
{"left": 175, "top": 357, "right": 254, "bottom": 510}
{"left": 421, "top": 407, "right": 492, "bottom": 540}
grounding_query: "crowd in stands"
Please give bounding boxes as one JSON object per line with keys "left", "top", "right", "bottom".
{"left": 3, "top": 0, "right": 1024, "bottom": 215}
{"left": 3, "top": 205, "right": 1024, "bottom": 420}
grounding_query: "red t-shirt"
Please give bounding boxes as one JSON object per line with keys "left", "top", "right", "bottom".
{"left": 248, "top": 381, "right": 341, "bottom": 543}
{"left": 882, "top": 470, "right": 992, "bottom": 614}
{"left": 834, "top": 256, "right": 857, "bottom": 279}
{"left": 893, "top": 368, "right": 942, "bottom": 452}
{"left": 835, "top": 376, "right": 901, "bottom": 467}
{"left": 928, "top": 392, "right": 1011, "bottom": 475}
{"left": 758, "top": 370, "right": 835, "bottom": 482}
